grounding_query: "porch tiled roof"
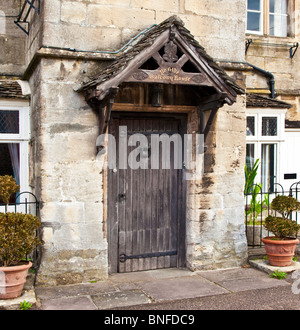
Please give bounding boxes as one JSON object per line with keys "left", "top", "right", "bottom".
{"left": 78, "top": 15, "right": 244, "bottom": 95}
{"left": 246, "top": 93, "right": 292, "bottom": 109}
{"left": 0, "top": 79, "right": 26, "bottom": 99}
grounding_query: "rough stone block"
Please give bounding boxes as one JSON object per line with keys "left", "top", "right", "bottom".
{"left": 131, "top": 0, "right": 179, "bottom": 12}
{"left": 61, "top": 1, "right": 87, "bottom": 24}
{"left": 87, "top": 4, "right": 155, "bottom": 29}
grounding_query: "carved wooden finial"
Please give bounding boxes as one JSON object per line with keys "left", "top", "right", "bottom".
{"left": 163, "top": 41, "right": 178, "bottom": 63}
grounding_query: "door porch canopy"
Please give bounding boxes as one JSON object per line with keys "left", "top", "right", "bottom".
{"left": 77, "top": 16, "right": 244, "bottom": 148}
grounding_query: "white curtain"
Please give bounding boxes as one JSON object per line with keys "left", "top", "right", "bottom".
{"left": 269, "top": 0, "right": 288, "bottom": 37}
{"left": 8, "top": 143, "right": 20, "bottom": 185}
{"left": 261, "top": 144, "right": 276, "bottom": 192}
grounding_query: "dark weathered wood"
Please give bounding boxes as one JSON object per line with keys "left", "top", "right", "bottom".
{"left": 177, "top": 116, "right": 187, "bottom": 268}
{"left": 107, "top": 118, "right": 119, "bottom": 274}
{"left": 107, "top": 112, "right": 187, "bottom": 273}
{"left": 125, "top": 68, "right": 212, "bottom": 86}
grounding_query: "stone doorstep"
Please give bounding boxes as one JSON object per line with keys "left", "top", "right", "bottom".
{"left": 0, "top": 290, "right": 36, "bottom": 310}
{"left": 249, "top": 259, "right": 300, "bottom": 275}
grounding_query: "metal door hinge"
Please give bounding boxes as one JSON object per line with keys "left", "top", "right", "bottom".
{"left": 119, "top": 250, "right": 177, "bottom": 263}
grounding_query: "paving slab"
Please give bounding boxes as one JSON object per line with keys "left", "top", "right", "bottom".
{"left": 41, "top": 295, "right": 97, "bottom": 310}
{"left": 145, "top": 268, "right": 196, "bottom": 279}
{"left": 198, "top": 267, "right": 290, "bottom": 292}
{"left": 197, "top": 267, "right": 266, "bottom": 282}
{"left": 108, "top": 268, "right": 195, "bottom": 285}
{"left": 138, "top": 276, "right": 228, "bottom": 302}
{"left": 91, "top": 290, "right": 152, "bottom": 309}
{"left": 249, "top": 259, "right": 300, "bottom": 275}
{"left": 35, "top": 281, "right": 117, "bottom": 300}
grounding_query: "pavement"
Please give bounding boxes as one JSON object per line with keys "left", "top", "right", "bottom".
{"left": 35, "top": 262, "right": 300, "bottom": 310}
{"left": 2, "top": 260, "right": 300, "bottom": 311}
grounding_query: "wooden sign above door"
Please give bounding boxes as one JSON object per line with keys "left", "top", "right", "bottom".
{"left": 124, "top": 41, "right": 212, "bottom": 86}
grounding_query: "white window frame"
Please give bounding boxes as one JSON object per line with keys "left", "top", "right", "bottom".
{"left": 246, "top": 108, "right": 286, "bottom": 191}
{"left": 247, "top": 0, "right": 264, "bottom": 35}
{"left": 246, "top": 109, "right": 285, "bottom": 142}
{"left": 247, "top": 0, "right": 290, "bottom": 37}
{"left": 0, "top": 101, "right": 30, "bottom": 195}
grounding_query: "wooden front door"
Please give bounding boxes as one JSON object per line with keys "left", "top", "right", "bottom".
{"left": 108, "top": 112, "right": 186, "bottom": 273}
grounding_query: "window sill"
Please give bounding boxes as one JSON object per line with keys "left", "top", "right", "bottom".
{"left": 246, "top": 33, "right": 296, "bottom": 42}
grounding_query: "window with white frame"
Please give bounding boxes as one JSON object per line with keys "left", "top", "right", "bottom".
{"left": 0, "top": 104, "right": 30, "bottom": 203}
{"left": 247, "top": 0, "right": 264, "bottom": 34}
{"left": 247, "top": 0, "right": 289, "bottom": 37}
{"left": 246, "top": 110, "right": 286, "bottom": 192}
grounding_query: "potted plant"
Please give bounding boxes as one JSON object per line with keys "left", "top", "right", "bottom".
{"left": 0, "top": 175, "right": 41, "bottom": 299}
{"left": 262, "top": 195, "right": 300, "bottom": 267}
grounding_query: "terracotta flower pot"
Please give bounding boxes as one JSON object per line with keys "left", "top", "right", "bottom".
{"left": 0, "top": 261, "right": 32, "bottom": 300}
{"left": 262, "top": 237, "right": 299, "bottom": 267}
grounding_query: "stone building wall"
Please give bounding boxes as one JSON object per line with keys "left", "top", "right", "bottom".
{"left": 39, "top": 0, "right": 246, "bottom": 61}
{"left": 186, "top": 96, "right": 247, "bottom": 271}
{"left": 4, "top": 0, "right": 249, "bottom": 285}
{"left": 245, "top": 1, "right": 300, "bottom": 121}
{"left": 0, "top": 0, "right": 26, "bottom": 76}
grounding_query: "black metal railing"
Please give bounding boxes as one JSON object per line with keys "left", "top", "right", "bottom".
{"left": 0, "top": 191, "right": 41, "bottom": 271}
{"left": 245, "top": 181, "right": 300, "bottom": 248}
{"left": 0, "top": 191, "right": 39, "bottom": 215}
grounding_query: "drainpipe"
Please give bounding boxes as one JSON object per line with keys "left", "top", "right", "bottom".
{"left": 246, "top": 63, "right": 275, "bottom": 99}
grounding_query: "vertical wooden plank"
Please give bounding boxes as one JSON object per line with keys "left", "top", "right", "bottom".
{"left": 157, "top": 119, "right": 165, "bottom": 269}
{"left": 107, "top": 118, "right": 119, "bottom": 273}
{"left": 124, "top": 119, "right": 133, "bottom": 272}
{"left": 118, "top": 118, "right": 127, "bottom": 273}
{"left": 144, "top": 120, "right": 152, "bottom": 270}
{"left": 177, "top": 117, "right": 187, "bottom": 268}
{"left": 170, "top": 119, "right": 179, "bottom": 268}
{"left": 170, "top": 118, "right": 178, "bottom": 268}
{"left": 131, "top": 118, "right": 140, "bottom": 272}
{"left": 138, "top": 119, "right": 145, "bottom": 271}
{"left": 151, "top": 119, "right": 158, "bottom": 269}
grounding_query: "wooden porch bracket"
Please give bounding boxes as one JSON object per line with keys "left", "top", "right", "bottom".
{"left": 86, "top": 87, "right": 119, "bottom": 155}
{"left": 198, "top": 92, "right": 227, "bottom": 142}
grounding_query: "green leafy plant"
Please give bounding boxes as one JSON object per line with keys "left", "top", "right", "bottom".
{"left": 244, "top": 159, "right": 260, "bottom": 195}
{"left": 0, "top": 175, "right": 19, "bottom": 208}
{"left": 20, "top": 300, "right": 32, "bottom": 310}
{"left": 0, "top": 176, "right": 41, "bottom": 267}
{"left": 246, "top": 184, "right": 269, "bottom": 223}
{"left": 271, "top": 195, "right": 300, "bottom": 219}
{"left": 244, "top": 159, "right": 270, "bottom": 223}
{"left": 264, "top": 195, "right": 300, "bottom": 240}
{"left": 270, "top": 270, "right": 287, "bottom": 280}
{"left": 0, "top": 212, "right": 41, "bottom": 267}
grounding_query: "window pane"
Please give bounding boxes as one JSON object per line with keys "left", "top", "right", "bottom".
{"left": 269, "top": 0, "right": 288, "bottom": 36}
{"left": 270, "top": 0, "right": 275, "bottom": 13}
{"left": 248, "top": 0, "right": 261, "bottom": 11}
{"left": 247, "top": 12, "right": 261, "bottom": 32}
{"left": 261, "top": 144, "right": 277, "bottom": 192}
{"left": 262, "top": 117, "right": 277, "bottom": 136}
{"left": 0, "top": 110, "right": 19, "bottom": 134}
{"left": 269, "top": 15, "right": 275, "bottom": 34}
{"left": 269, "top": 0, "right": 287, "bottom": 14}
{"left": 0, "top": 143, "right": 20, "bottom": 203}
{"left": 246, "top": 144, "right": 255, "bottom": 170}
{"left": 269, "top": 14, "right": 287, "bottom": 36}
{"left": 247, "top": 116, "right": 255, "bottom": 136}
